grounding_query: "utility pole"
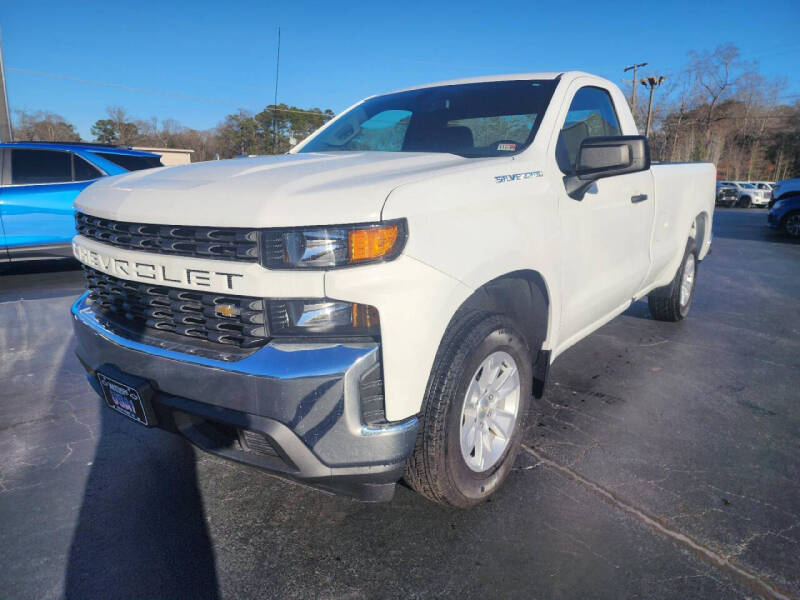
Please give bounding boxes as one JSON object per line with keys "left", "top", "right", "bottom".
{"left": 623, "top": 62, "right": 648, "bottom": 117}
{"left": 640, "top": 75, "right": 666, "bottom": 137}
{"left": 0, "top": 29, "right": 12, "bottom": 142}
{"left": 272, "top": 26, "right": 281, "bottom": 154}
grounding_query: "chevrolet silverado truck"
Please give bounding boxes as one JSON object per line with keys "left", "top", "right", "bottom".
{"left": 70, "top": 72, "right": 715, "bottom": 507}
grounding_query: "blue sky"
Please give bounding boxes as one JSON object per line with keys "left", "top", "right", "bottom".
{"left": 3, "top": 0, "right": 799, "bottom": 139}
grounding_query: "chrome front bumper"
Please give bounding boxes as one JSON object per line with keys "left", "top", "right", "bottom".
{"left": 71, "top": 292, "right": 418, "bottom": 501}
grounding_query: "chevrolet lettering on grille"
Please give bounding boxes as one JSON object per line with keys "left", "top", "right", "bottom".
{"left": 72, "top": 241, "right": 245, "bottom": 291}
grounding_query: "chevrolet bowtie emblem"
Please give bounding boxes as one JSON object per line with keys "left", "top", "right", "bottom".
{"left": 215, "top": 303, "right": 240, "bottom": 318}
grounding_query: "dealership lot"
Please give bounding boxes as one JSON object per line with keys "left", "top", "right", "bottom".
{"left": 1, "top": 208, "right": 798, "bottom": 599}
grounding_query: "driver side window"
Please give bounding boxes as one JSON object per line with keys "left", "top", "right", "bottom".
{"left": 556, "top": 87, "right": 621, "bottom": 173}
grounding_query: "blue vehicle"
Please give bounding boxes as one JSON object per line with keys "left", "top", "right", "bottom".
{"left": 0, "top": 142, "right": 163, "bottom": 262}
{"left": 767, "top": 192, "right": 800, "bottom": 238}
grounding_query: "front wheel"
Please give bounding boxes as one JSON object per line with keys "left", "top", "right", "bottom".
{"left": 404, "top": 313, "right": 533, "bottom": 508}
{"left": 783, "top": 212, "right": 800, "bottom": 238}
{"left": 648, "top": 239, "right": 698, "bottom": 322}
{"left": 737, "top": 196, "right": 751, "bottom": 208}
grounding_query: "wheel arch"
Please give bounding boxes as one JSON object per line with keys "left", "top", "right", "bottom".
{"left": 694, "top": 210, "right": 710, "bottom": 260}
{"left": 445, "top": 269, "right": 552, "bottom": 397}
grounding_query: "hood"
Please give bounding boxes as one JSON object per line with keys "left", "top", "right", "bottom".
{"left": 75, "top": 151, "right": 480, "bottom": 227}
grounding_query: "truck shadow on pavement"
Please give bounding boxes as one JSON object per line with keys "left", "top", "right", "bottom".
{"left": 64, "top": 406, "right": 220, "bottom": 599}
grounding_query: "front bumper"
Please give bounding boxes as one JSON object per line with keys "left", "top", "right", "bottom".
{"left": 767, "top": 209, "right": 781, "bottom": 229}
{"left": 71, "top": 292, "right": 418, "bottom": 501}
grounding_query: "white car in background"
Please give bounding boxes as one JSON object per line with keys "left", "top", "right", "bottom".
{"left": 751, "top": 181, "right": 775, "bottom": 202}
{"left": 718, "top": 181, "right": 769, "bottom": 208}
{"left": 741, "top": 183, "right": 771, "bottom": 207}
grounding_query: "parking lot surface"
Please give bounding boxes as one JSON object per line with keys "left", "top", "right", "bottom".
{"left": 1, "top": 208, "right": 798, "bottom": 599}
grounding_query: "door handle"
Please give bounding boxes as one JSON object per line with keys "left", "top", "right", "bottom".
{"left": 631, "top": 194, "right": 648, "bottom": 203}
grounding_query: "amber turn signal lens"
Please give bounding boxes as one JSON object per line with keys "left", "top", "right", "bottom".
{"left": 351, "top": 303, "right": 380, "bottom": 329}
{"left": 348, "top": 224, "right": 399, "bottom": 262}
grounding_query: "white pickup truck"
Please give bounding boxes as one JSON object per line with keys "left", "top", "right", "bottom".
{"left": 70, "top": 71, "right": 714, "bottom": 507}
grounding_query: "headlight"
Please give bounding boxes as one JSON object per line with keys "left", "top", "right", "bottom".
{"left": 267, "top": 298, "right": 379, "bottom": 337}
{"left": 772, "top": 199, "right": 785, "bottom": 211}
{"left": 261, "top": 220, "right": 407, "bottom": 269}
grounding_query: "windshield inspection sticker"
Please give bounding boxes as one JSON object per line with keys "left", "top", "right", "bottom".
{"left": 497, "top": 142, "right": 516, "bottom": 151}
{"left": 494, "top": 171, "right": 543, "bottom": 184}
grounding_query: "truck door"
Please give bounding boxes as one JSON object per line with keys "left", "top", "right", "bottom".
{"left": 0, "top": 148, "right": 101, "bottom": 255}
{"left": 553, "top": 85, "right": 655, "bottom": 344}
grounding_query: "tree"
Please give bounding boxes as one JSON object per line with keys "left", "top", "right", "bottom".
{"left": 254, "top": 104, "right": 333, "bottom": 155}
{"left": 211, "top": 105, "right": 333, "bottom": 158}
{"left": 90, "top": 119, "right": 117, "bottom": 144}
{"left": 216, "top": 110, "right": 259, "bottom": 156}
{"left": 13, "top": 110, "right": 81, "bottom": 142}
{"left": 648, "top": 43, "right": 799, "bottom": 180}
{"left": 139, "top": 117, "right": 221, "bottom": 162}
{"left": 765, "top": 109, "right": 800, "bottom": 181}
{"left": 686, "top": 44, "right": 739, "bottom": 161}
{"left": 90, "top": 107, "right": 139, "bottom": 145}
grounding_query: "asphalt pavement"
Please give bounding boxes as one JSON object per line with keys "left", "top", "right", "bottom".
{"left": 1, "top": 208, "right": 798, "bottom": 599}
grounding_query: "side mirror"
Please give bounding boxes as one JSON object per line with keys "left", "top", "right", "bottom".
{"left": 564, "top": 135, "right": 650, "bottom": 200}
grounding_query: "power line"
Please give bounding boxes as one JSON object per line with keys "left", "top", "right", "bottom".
{"left": 745, "top": 43, "right": 800, "bottom": 62}
{"left": 8, "top": 66, "right": 239, "bottom": 106}
{"left": 6, "top": 66, "right": 335, "bottom": 119}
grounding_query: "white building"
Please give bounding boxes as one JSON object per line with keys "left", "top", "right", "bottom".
{"left": 133, "top": 147, "right": 194, "bottom": 166}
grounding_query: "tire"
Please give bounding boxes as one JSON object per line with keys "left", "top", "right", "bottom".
{"left": 783, "top": 212, "right": 800, "bottom": 238}
{"left": 648, "top": 239, "right": 698, "bottom": 322}
{"left": 404, "top": 313, "right": 533, "bottom": 508}
{"left": 737, "top": 195, "right": 751, "bottom": 208}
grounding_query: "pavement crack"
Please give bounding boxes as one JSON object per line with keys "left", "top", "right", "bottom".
{"left": 521, "top": 443, "right": 793, "bottom": 600}
{"left": 53, "top": 443, "right": 73, "bottom": 469}
{"left": 726, "top": 522, "right": 800, "bottom": 561}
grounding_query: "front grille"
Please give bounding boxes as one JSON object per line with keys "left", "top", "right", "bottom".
{"left": 76, "top": 212, "right": 259, "bottom": 262}
{"left": 84, "top": 267, "right": 269, "bottom": 356}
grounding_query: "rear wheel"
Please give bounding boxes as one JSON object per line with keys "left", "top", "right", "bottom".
{"left": 783, "top": 212, "right": 800, "bottom": 238}
{"left": 648, "top": 239, "right": 698, "bottom": 322}
{"left": 404, "top": 313, "right": 533, "bottom": 508}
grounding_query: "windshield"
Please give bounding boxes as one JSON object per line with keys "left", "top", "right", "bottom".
{"left": 298, "top": 79, "right": 558, "bottom": 158}
{"left": 741, "top": 183, "right": 756, "bottom": 189}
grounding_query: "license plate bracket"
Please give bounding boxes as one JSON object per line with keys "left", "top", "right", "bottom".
{"left": 97, "top": 368, "right": 157, "bottom": 427}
